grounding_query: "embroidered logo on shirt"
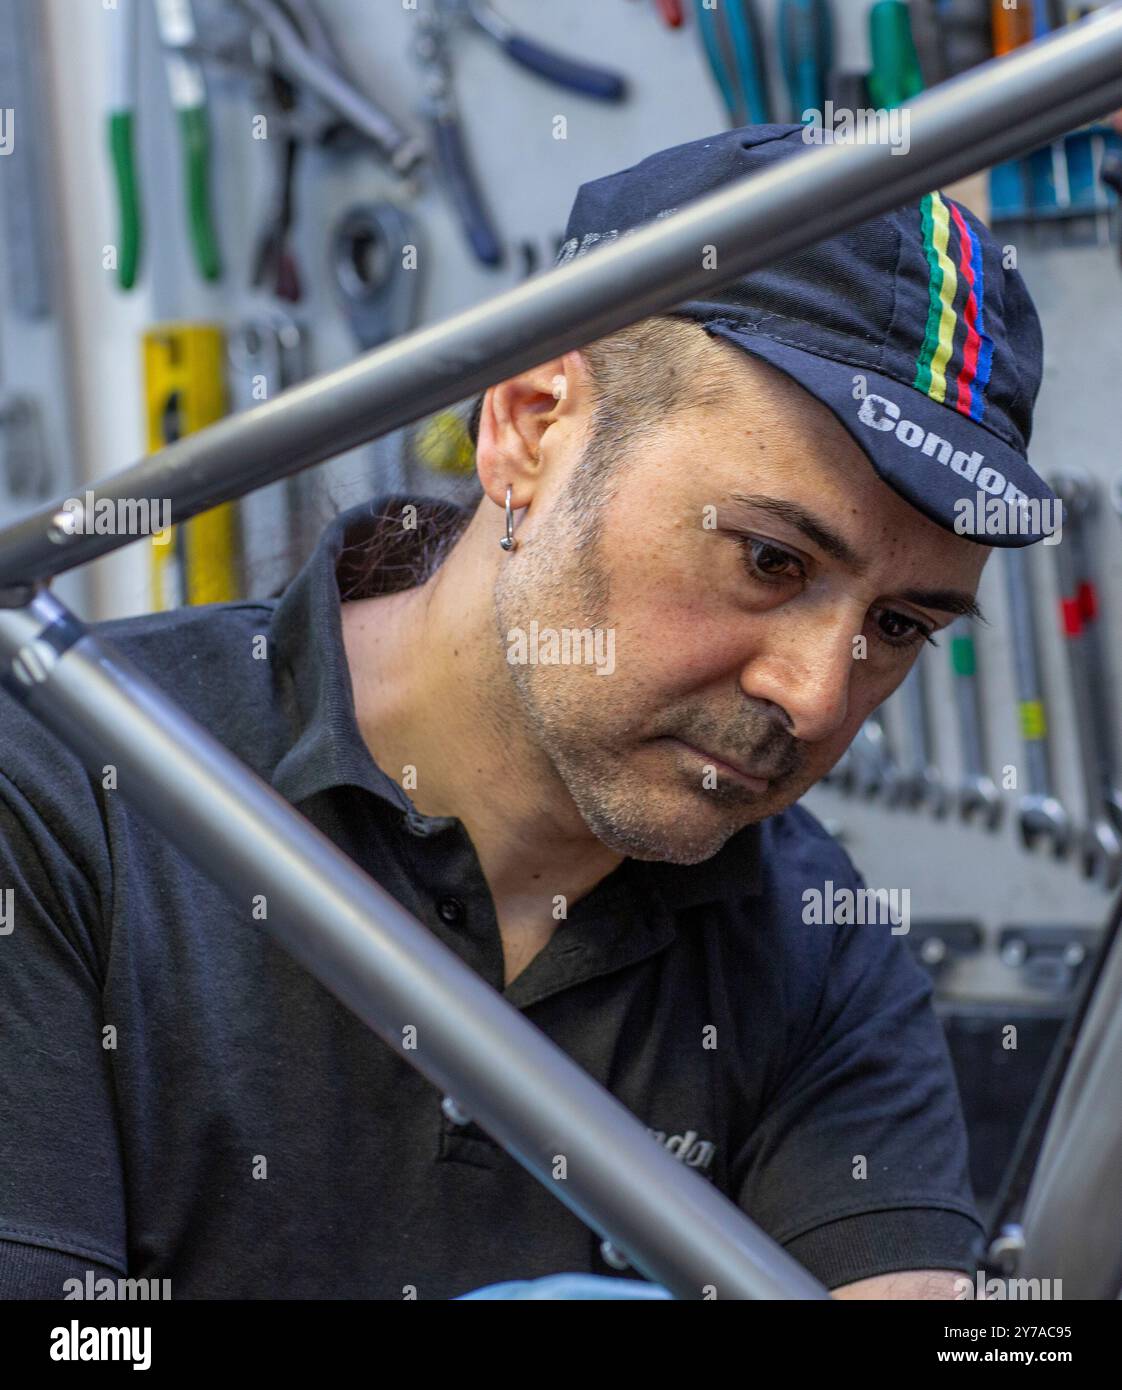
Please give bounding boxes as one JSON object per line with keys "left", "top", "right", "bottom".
{"left": 648, "top": 1128, "right": 716, "bottom": 1172}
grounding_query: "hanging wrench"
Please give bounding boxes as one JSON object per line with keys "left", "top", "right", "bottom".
{"left": 1047, "top": 479, "right": 1122, "bottom": 888}
{"left": 227, "top": 313, "right": 314, "bottom": 597}
{"left": 1049, "top": 469, "right": 1122, "bottom": 831}
{"left": 949, "top": 618, "right": 1003, "bottom": 828}
{"left": 894, "top": 653, "right": 950, "bottom": 814}
{"left": 848, "top": 711, "right": 903, "bottom": 802}
{"left": 1002, "top": 547, "right": 1071, "bottom": 856}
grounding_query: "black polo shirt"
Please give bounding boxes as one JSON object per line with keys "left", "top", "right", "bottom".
{"left": 0, "top": 495, "right": 983, "bottom": 1299}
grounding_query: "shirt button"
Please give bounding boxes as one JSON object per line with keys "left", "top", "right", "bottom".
{"left": 437, "top": 896, "right": 465, "bottom": 925}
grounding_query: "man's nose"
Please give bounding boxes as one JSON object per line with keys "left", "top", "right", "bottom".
{"left": 738, "top": 609, "right": 859, "bottom": 744}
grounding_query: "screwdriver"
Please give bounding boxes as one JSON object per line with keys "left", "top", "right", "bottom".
{"left": 778, "top": 0, "right": 833, "bottom": 122}
{"left": 867, "top": 0, "right": 924, "bottom": 110}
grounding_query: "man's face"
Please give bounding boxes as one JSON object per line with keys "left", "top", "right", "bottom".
{"left": 491, "top": 355, "right": 988, "bottom": 866}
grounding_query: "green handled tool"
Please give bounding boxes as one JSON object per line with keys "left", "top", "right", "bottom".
{"left": 107, "top": 0, "right": 222, "bottom": 289}
{"left": 155, "top": 0, "right": 222, "bottom": 283}
{"left": 107, "top": 0, "right": 141, "bottom": 289}
{"left": 867, "top": 0, "right": 925, "bottom": 110}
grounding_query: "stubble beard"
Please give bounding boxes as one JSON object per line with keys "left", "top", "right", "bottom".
{"left": 490, "top": 499, "right": 764, "bottom": 866}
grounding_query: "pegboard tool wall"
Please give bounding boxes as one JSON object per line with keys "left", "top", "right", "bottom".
{"left": 6, "top": 1, "right": 1121, "bottom": 980}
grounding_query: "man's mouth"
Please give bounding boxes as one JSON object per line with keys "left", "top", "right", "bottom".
{"left": 663, "top": 737, "right": 774, "bottom": 793}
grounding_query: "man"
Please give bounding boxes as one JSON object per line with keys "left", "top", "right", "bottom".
{"left": 0, "top": 126, "right": 1053, "bottom": 1300}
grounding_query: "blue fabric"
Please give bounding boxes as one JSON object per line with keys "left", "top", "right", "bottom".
{"left": 456, "top": 1273, "right": 674, "bottom": 1300}
{"left": 554, "top": 123, "right": 1053, "bottom": 546}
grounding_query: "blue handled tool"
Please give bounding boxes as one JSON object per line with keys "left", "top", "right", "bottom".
{"left": 778, "top": 0, "right": 833, "bottom": 122}
{"left": 439, "top": 0, "right": 627, "bottom": 101}
{"left": 412, "top": 10, "right": 503, "bottom": 267}
{"left": 694, "top": 0, "right": 772, "bottom": 126}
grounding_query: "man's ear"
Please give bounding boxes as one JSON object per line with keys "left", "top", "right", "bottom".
{"left": 475, "top": 351, "right": 588, "bottom": 511}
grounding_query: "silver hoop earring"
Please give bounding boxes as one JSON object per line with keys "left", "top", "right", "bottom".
{"left": 499, "top": 484, "right": 517, "bottom": 552}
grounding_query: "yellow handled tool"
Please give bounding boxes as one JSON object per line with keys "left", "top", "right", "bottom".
{"left": 143, "top": 324, "right": 238, "bottom": 608}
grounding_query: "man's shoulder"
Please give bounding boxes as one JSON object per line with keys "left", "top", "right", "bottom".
{"left": 718, "top": 803, "right": 867, "bottom": 988}
{"left": 92, "top": 596, "right": 276, "bottom": 664}
{"left": 756, "top": 799, "right": 861, "bottom": 892}
{"left": 0, "top": 597, "right": 278, "bottom": 801}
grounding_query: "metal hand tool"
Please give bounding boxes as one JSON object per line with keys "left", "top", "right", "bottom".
{"left": 1047, "top": 476, "right": 1122, "bottom": 887}
{"left": 1003, "top": 547, "right": 1071, "bottom": 856}
{"left": 332, "top": 204, "right": 422, "bottom": 497}
{"left": 234, "top": 0, "right": 425, "bottom": 174}
{"left": 895, "top": 654, "right": 950, "bottom": 814}
{"left": 694, "top": 0, "right": 772, "bottom": 126}
{"left": 0, "top": 395, "right": 52, "bottom": 501}
{"left": 331, "top": 204, "right": 423, "bottom": 352}
{"left": 949, "top": 618, "right": 1003, "bottom": 828}
{"left": 412, "top": 10, "right": 502, "bottom": 267}
{"left": 0, "top": 0, "right": 53, "bottom": 315}
{"left": 867, "top": 0, "right": 925, "bottom": 110}
{"left": 778, "top": 0, "right": 833, "bottom": 122}
{"left": 250, "top": 58, "right": 303, "bottom": 301}
{"left": 438, "top": 0, "right": 628, "bottom": 101}
{"left": 143, "top": 325, "right": 234, "bottom": 609}
{"left": 908, "top": 0, "right": 993, "bottom": 87}
{"left": 227, "top": 315, "right": 313, "bottom": 597}
{"left": 849, "top": 711, "right": 904, "bottom": 802}
{"left": 106, "top": 0, "right": 142, "bottom": 290}
{"left": 154, "top": 0, "right": 223, "bottom": 282}
{"left": 106, "top": 0, "right": 222, "bottom": 287}
{"left": 1050, "top": 469, "right": 1122, "bottom": 829}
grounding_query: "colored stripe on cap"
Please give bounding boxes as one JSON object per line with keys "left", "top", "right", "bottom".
{"left": 914, "top": 192, "right": 958, "bottom": 406}
{"left": 948, "top": 200, "right": 993, "bottom": 422}
{"left": 914, "top": 192, "right": 992, "bottom": 423}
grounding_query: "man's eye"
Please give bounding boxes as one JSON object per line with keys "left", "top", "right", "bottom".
{"left": 874, "top": 607, "right": 938, "bottom": 649}
{"left": 737, "top": 537, "right": 806, "bottom": 584}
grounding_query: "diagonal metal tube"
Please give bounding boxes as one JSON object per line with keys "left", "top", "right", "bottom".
{"left": 0, "top": 589, "right": 827, "bottom": 1300}
{"left": 2, "top": 7, "right": 1122, "bottom": 592}
{"left": 2, "top": 3, "right": 1122, "bottom": 1299}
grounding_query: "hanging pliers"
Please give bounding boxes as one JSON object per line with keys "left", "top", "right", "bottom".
{"left": 233, "top": 0, "right": 427, "bottom": 175}
{"left": 107, "top": 0, "right": 222, "bottom": 289}
{"left": 415, "top": 2, "right": 627, "bottom": 268}
{"left": 439, "top": 0, "right": 628, "bottom": 101}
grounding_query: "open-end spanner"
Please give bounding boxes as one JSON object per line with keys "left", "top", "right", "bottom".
{"left": 894, "top": 653, "right": 950, "bottom": 814}
{"left": 1047, "top": 482, "right": 1122, "bottom": 888}
{"left": 1049, "top": 468, "right": 1122, "bottom": 832}
{"left": 849, "top": 711, "right": 902, "bottom": 802}
{"left": 1002, "top": 547, "right": 1071, "bottom": 856}
{"left": 949, "top": 618, "right": 1003, "bottom": 828}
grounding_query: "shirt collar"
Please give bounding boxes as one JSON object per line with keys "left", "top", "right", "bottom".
{"left": 267, "top": 493, "right": 763, "bottom": 906}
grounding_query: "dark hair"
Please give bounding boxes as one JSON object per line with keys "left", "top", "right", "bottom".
{"left": 467, "top": 313, "right": 739, "bottom": 456}
{"left": 327, "top": 316, "right": 742, "bottom": 595}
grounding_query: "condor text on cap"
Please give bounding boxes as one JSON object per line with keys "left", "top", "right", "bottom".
{"left": 856, "top": 391, "right": 1032, "bottom": 511}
